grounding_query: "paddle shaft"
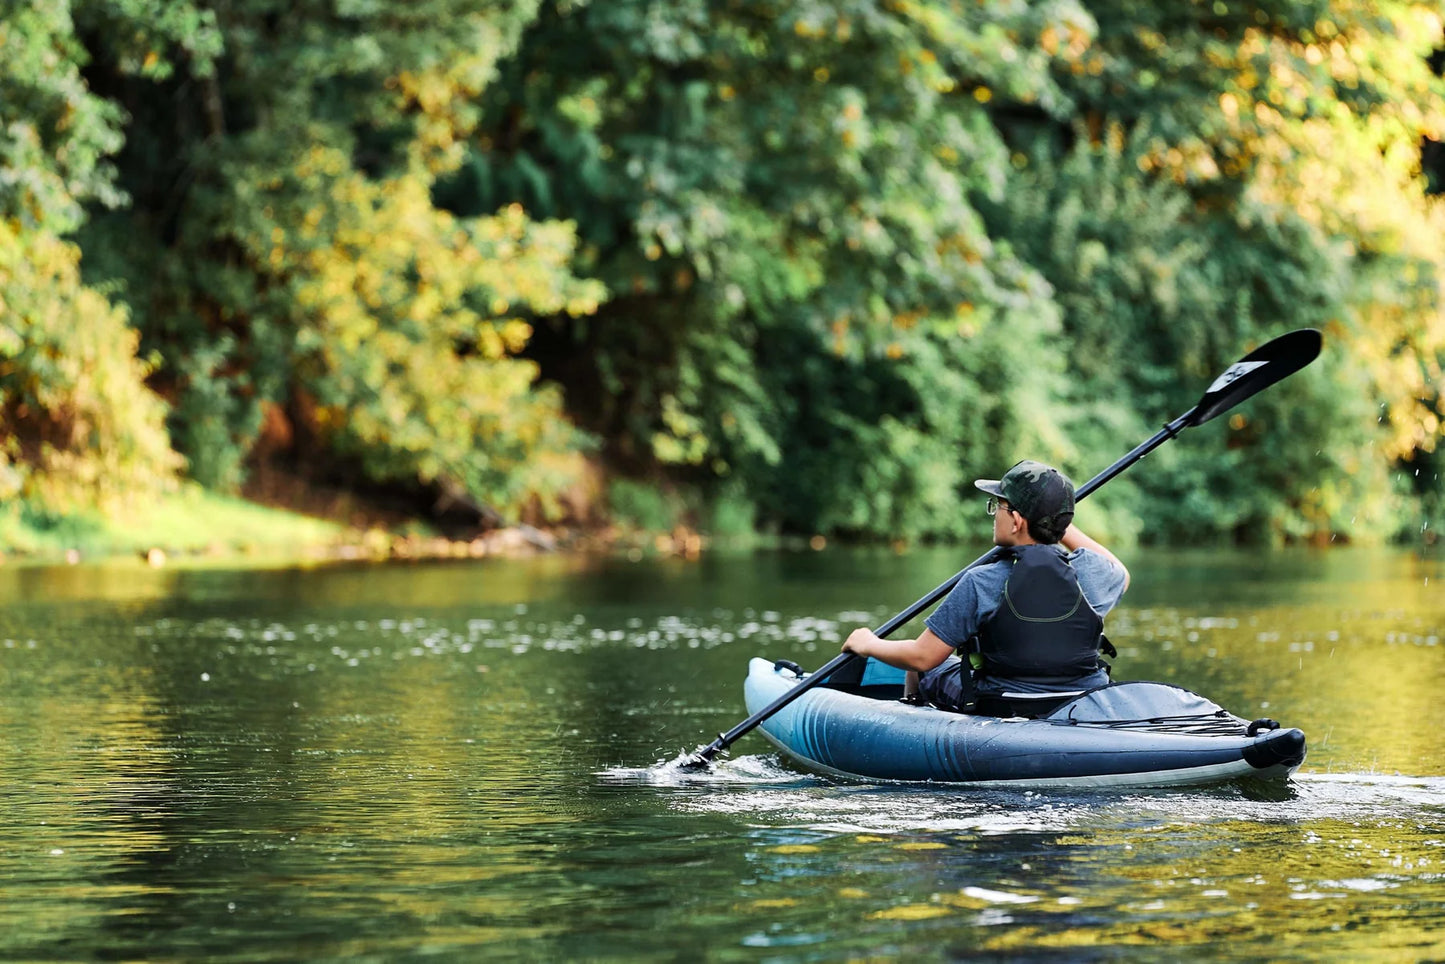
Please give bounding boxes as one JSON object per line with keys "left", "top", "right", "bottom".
{"left": 687, "top": 407, "right": 1198, "bottom": 765}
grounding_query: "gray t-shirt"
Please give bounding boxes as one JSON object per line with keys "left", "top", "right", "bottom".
{"left": 924, "top": 546, "right": 1128, "bottom": 650}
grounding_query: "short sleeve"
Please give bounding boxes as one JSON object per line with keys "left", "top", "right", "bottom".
{"left": 1067, "top": 548, "right": 1128, "bottom": 616}
{"left": 924, "top": 562, "right": 1007, "bottom": 648}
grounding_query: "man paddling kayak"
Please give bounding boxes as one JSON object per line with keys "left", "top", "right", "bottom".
{"left": 842, "top": 460, "right": 1130, "bottom": 715}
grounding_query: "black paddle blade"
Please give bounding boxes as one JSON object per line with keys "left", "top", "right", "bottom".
{"left": 1187, "top": 328, "right": 1322, "bottom": 426}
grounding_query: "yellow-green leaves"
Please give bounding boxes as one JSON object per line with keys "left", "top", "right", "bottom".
{"left": 237, "top": 142, "right": 603, "bottom": 520}
{"left": 0, "top": 222, "right": 181, "bottom": 514}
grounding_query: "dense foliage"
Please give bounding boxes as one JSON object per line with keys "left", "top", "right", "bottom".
{"left": 1, "top": 0, "right": 1442, "bottom": 543}
{"left": 0, "top": 3, "right": 180, "bottom": 521}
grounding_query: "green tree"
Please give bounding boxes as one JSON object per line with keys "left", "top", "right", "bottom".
{"left": 0, "top": 1, "right": 180, "bottom": 518}
{"left": 467, "top": 0, "right": 1099, "bottom": 537}
{"left": 9, "top": 0, "right": 1442, "bottom": 546}
{"left": 74, "top": 0, "right": 603, "bottom": 520}
{"left": 987, "top": 0, "right": 1445, "bottom": 541}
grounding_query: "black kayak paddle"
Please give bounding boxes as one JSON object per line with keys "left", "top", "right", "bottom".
{"left": 681, "top": 328, "right": 1323, "bottom": 770}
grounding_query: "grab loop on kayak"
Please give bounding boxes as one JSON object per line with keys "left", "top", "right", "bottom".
{"left": 1246, "top": 718, "right": 1280, "bottom": 736}
{"left": 773, "top": 659, "right": 806, "bottom": 678}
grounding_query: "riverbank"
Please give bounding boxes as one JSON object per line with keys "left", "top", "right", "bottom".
{"left": 0, "top": 484, "right": 716, "bottom": 568}
{"left": 6, "top": 481, "right": 1413, "bottom": 571}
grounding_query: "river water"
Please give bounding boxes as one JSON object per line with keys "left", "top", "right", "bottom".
{"left": 1, "top": 545, "right": 1442, "bottom": 961}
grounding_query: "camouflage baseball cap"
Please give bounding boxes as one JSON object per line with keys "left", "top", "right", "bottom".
{"left": 975, "top": 460, "right": 1075, "bottom": 538}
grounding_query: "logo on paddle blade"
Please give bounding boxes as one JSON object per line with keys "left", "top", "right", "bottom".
{"left": 1206, "top": 360, "right": 1268, "bottom": 394}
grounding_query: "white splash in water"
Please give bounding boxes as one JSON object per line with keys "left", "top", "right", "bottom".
{"left": 602, "top": 762, "right": 1445, "bottom": 835}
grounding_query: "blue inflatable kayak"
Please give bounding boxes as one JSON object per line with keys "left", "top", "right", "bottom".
{"left": 743, "top": 658, "right": 1306, "bottom": 787}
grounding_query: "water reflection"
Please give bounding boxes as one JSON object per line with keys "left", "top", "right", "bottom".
{"left": 620, "top": 759, "right": 1445, "bottom": 959}
{"left": 0, "top": 546, "right": 1441, "bottom": 959}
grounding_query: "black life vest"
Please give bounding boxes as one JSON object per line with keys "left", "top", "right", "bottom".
{"left": 974, "top": 544, "right": 1107, "bottom": 683}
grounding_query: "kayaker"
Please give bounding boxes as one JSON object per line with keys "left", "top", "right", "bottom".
{"left": 841, "top": 459, "right": 1130, "bottom": 715}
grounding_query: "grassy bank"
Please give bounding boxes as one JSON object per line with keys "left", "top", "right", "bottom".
{"left": 0, "top": 485, "right": 612, "bottom": 568}
{"left": 0, "top": 485, "right": 350, "bottom": 566}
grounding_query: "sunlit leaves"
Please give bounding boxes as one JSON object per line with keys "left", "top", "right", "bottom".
{"left": 0, "top": 2, "right": 127, "bottom": 231}
{"left": 233, "top": 143, "right": 604, "bottom": 520}
{"left": 3, "top": 0, "right": 1442, "bottom": 541}
{"left": 0, "top": 1, "right": 180, "bottom": 514}
{"left": 473, "top": 0, "right": 1100, "bottom": 535}
{"left": 0, "top": 223, "right": 181, "bottom": 513}
{"left": 56, "top": 0, "right": 610, "bottom": 519}
{"left": 999, "top": 0, "right": 1445, "bottom": 541}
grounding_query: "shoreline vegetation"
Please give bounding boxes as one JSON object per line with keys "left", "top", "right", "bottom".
{"left": 0, "top": 484, "right": 719, "bottom": 569}
{"left": 3, "top": 3, "right": 1442, "bottom": 559}
{"left": 2, "top": 478, "right": 1434, "bottom": 572}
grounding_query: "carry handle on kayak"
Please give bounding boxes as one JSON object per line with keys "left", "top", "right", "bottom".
{"left": 681, "top": 329, "right": 1322, "bottom": 769}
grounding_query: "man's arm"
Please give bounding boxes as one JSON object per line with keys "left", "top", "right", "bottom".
{"left": 842, "top": 626, "right": 955, "bottom": 672}
{"left": 1060, "top": 523, "right": 1130, "bottom": 591}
